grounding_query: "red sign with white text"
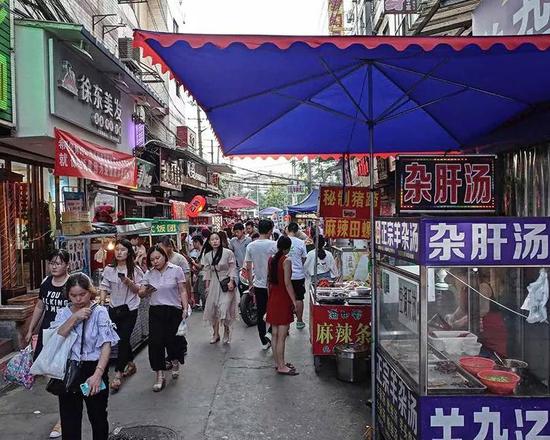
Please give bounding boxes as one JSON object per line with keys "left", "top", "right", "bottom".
{"left": 396, "top": 155, "right": 496, "bottom": 213}
{"left": 54, "top": 128, "right": 137, "bottom": 188}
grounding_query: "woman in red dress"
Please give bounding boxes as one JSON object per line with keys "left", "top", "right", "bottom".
{"left": 266, "top": 236, "right": 298, "bottom": 376}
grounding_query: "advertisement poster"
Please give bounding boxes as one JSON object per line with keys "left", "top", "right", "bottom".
{"left": 54, "top": 128, "right": 137, "bottom": 188}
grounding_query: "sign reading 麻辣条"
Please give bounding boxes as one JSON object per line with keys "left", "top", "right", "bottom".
{"left": 0, "top": 0, "right": 12, "bottom": 125}
{"left": 375, "top": 218, "right": 420, "bottom": 262}
{"left": 422, "top": 217, "right": 550, "bottom": 266}
{"left": 422, "top": 396, "right": 550, "bottom": 439}
{"left": 54, "top": 128, "right": 137, "bottom": 188}
{"left": 376, "top": 351, "right": 418, "bottom": 440}
{"left": 396, "top": 155, "right": 496, "bottom": 214}
{"left": 320, "top": 186, "right": 380, "bottom": 240}
{"left": 52, "top": 41, "right": 122, "bottom": 143}
{"left": 384, "top": 0, "right": 418, "bottom": 14}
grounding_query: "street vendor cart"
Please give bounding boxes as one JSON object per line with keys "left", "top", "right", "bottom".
{"left": 309, "top": 185, "right": 377, "bottom": 373}
{"left": 374, "top": 216, "right": 550, "bottom": 439}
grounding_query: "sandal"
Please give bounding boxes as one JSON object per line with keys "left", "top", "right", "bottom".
{"left": 123, "top": 362, "right": 137, "bottom": 377}
{"left": 171, "top": 362, "right": 180, "bottom": 379}
{"left": 277, "top": 368, "right": 299, "bottom": 376}
{"left": 274, "top": 363, "right": 296, "bottom": 370}
{"left": 49, "top": 423, "right": 62, "bottom": 439}
{"left": 110, "top": 377, "right": 122, "bottom": 392}
{"left": 210, "top": 336, "right": 220, "bottom": 344}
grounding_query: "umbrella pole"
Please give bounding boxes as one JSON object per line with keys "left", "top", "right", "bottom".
{"left": 367, "top": 63, "right": 377, "bottom": 439}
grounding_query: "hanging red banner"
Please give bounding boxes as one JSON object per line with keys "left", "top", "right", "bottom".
{"left": 54, "top": 128, "right": 137, "bottom": 188}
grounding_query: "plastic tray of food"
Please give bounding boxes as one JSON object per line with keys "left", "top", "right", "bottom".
{"left": 428, "top": 330, "right": 478, "bottom": 355}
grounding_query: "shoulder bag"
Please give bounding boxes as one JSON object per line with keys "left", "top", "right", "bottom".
{"left": 213, "top": 265, "right": 231, "bottom": 293}
{"left": 46, "top": 318, "right": 86, "bottom": 395}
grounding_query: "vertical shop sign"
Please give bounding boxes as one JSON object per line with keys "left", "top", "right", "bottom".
{"left": 396, "top": 155, "right": 496, "bottom": 213}
{"left": 159, "top": 149, "right": 185, "bottom": 190}
{"left": 384, "top": 0, "right": 418, "bottom": 14}
{"left": 328, "top": 0, "right": 344, "bottom": 35}
{"left": 422, "top": 396, "right": 550, "bottom": 439}
{"left": 170, "top": 200, "right": 188, "bottom": 220}
{"left": 136, "top": 158, "right": 154, "bottom": 192}
{"left": 398, "top": 277, "right": 418, "bottom": 333}
{"left": 311, "top": 304, "right": 371, "bottom": 354}
{"left": 0, "top": 0, "right": 12, "bottom": 124}
{"left": 422, "top": 217, "right": 550, "bottom": 266}
{"left": 376, "top": 351, "right": 418, "bottom": 440}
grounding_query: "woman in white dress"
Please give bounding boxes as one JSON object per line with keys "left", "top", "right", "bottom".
{"left": 202, "top": 232, "right": 239, "bottom": 344}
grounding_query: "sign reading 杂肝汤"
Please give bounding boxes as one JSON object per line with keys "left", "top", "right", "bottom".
{"left": 54, "top": 128, "right": 137, "bottom": 188}
{"left": 396, "top": 155, "right": 496, "bottom": 214}
{"left": 422, "top": 217, "right": 550, "bottom": 266}
{"left": 319, "top": 186, "right": 380, "bottom": 239}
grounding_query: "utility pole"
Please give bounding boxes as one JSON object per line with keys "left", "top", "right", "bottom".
{"left": 210, "top": 139, "right": 214, "bottom": 163}
{"left": 307, "top": 157, "right": 312, "bottom": 193}
{"left": 196, "top": 104, "right": 203, "bottom": 158}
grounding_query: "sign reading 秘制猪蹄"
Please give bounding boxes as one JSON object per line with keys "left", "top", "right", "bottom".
{"left": 396, "top": 155, "right": 496, "bottom": 214}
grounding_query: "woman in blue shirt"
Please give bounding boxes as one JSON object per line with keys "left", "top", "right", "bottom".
{"left": 51, "top": 273, "right": 119, "bottom": 440}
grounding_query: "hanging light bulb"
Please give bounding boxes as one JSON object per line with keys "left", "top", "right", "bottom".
{"left": 435, "top": 268, "right": 449, "bottom": 291}
{"left": 107, "top": 240, "right": 115, "bottom": 251}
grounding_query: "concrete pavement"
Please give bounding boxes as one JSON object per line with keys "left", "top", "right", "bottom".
{"left": 0, "top": 304, "right": 370, "bottom": 440}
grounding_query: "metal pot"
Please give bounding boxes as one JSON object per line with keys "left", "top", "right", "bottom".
{"left": 501, "top": 359, "right": 528, "bottom": 376}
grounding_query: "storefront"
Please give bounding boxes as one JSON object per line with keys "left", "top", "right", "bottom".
{"left": 0, "top": 20, "right": 163, "bottom": 295}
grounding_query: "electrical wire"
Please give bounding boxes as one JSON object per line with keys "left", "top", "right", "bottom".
{"left": 444, "top": 269, "right": 548, "bottom": 324}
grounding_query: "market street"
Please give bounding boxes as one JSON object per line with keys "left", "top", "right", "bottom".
{"left": 0, "top": 303, "right": 370, "bottom": 440}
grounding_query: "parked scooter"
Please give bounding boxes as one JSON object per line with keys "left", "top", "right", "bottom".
{"left": 238, "top": 268, "right": 258, "bottom": 327}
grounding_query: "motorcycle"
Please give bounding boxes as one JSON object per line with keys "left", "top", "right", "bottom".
{"left": 238, "top": 267, "right": 258, "bottom": 327}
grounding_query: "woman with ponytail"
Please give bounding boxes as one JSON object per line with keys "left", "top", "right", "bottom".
{"left": 266, "top": 236, "right": 298, "bottom": 376}
{"left": 304, "top": 235, "right": 339, "bottom": 283}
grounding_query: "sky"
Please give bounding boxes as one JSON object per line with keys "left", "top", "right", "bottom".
{"left": 181, "top": 0, "right": 329, "bottom": 175}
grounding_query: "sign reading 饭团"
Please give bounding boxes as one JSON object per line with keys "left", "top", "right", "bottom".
{"left": 422, "top": 217, "right": 550, "bottom": 266}
{"left": 396, "top": 155, "right": 496, "bottom": 214}
{"left": 320, "top": 186, "right": 380, "bottom": 239}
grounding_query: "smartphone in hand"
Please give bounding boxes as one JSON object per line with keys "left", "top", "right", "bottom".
{"left": 117, "top": 272, "right": 126, "bottom": 280}
{"left": 80, "top": 380, "right": 106, "bottom": 396}
{"left": 144, "top": 283, "right": 157, "bottom": 293}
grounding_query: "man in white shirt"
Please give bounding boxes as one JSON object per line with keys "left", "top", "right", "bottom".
{"left": 287, "top": 222, "right": 307, "bottom": 329}
{"left": 244, "top": 219, "right": 277, "bottom": 349}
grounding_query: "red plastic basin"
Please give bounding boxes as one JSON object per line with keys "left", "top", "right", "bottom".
{"left": 477, "top": 369, "right": 520, "bottom": 395}
{"left": 459, "top": 356, "right": 495, "bottom": 375}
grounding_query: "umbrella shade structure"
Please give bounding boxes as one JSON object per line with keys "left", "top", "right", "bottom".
{"left": 218, "top": 196, "right": 257, "bottom": 210}
{"left": 259, "top": 206, "right": 283, "bottom": 216}
{"left": 134, "top": 32, "right": 550, "bottom": 157}
{"left": 287, "top": 189, "right": 319, "bottom": 215}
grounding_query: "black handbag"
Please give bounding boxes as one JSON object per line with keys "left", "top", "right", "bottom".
{"left": 109, "top": 276, "right": 132, "bottom": 320}
{"left": 46, "top": 320, "right": 85, "bottom": 396}
{"left": 214, "top": 266, "right": 231, "bottom": 293}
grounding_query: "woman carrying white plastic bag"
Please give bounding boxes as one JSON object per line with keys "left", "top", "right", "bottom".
{"left": 29, "top": 328, "right": 78, "bottom": 379}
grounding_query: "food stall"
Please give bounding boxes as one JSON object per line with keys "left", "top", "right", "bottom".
{"left": 309, "top": 186, "right": 376, "bottom": 373}
{"left": 374, "top": 216, "right": 550, "bottom": 439}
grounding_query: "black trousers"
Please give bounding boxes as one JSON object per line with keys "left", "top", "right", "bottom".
{"left": 108, "top": 308, "right": 138, "bottom": 373}
{"left": 149, "top": 305, "right": 186, "bottom": 371}
{"left": 254, "top": 287, "right": 271, "bottom": 345}
{"left": 58, "top": 361, "right": 109, "bottom": 440}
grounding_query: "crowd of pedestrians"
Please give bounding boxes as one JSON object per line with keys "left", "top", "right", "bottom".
{"left": 25, "top": 216, "right": 335, "bottom": 439}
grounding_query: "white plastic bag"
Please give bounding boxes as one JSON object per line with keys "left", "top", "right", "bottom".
{"left": 521, "top": 269, "right": 549, "bottom": 324}
{"left": 30, "top": 328, "right": 78, "bottom": 379}
{"left": 176, "top": 319, "right": 188, "bottom": 337}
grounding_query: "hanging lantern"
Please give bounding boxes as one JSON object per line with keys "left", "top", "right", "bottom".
{"left": 186, "top": 195, "right": 206, "bottom": 218}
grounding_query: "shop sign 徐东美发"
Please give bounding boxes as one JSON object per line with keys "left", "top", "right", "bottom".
{"left": 422, "top": 217, "right": 550, "bottom": 266}
{"left": 375, "top": 218, "right": 420, "bottom": 262}
{"left": 52, "top": 40, "right": 122, "bottom": 143}
{"left": 473, "top": 0, "right": 550, "bottom": 36}
{"left": 396, "top": 155, "right": 496, "bottom": 214}
{"left": 376, "top": 351, "right": 418, "bottom": 440}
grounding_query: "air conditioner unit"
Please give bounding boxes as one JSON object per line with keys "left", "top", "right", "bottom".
{"left": 118, "top": 37, "right": 141, "bottom": 70}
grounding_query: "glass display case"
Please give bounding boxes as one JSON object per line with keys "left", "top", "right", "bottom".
{"left": 374, "top": 217, "right": 550, "bottom": 440}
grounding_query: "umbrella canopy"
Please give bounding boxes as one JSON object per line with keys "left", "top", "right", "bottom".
{"left": 287, "top": 189, "right": 319, "bottom": 215}
{"left": 259, "top": 206, "right": 283, "bottom": 216}
{"left": 218, "top": 196, "right": 257, "bottom": 209}
{"left": 134, "top": 32, "right": 550, "bottom": 157}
